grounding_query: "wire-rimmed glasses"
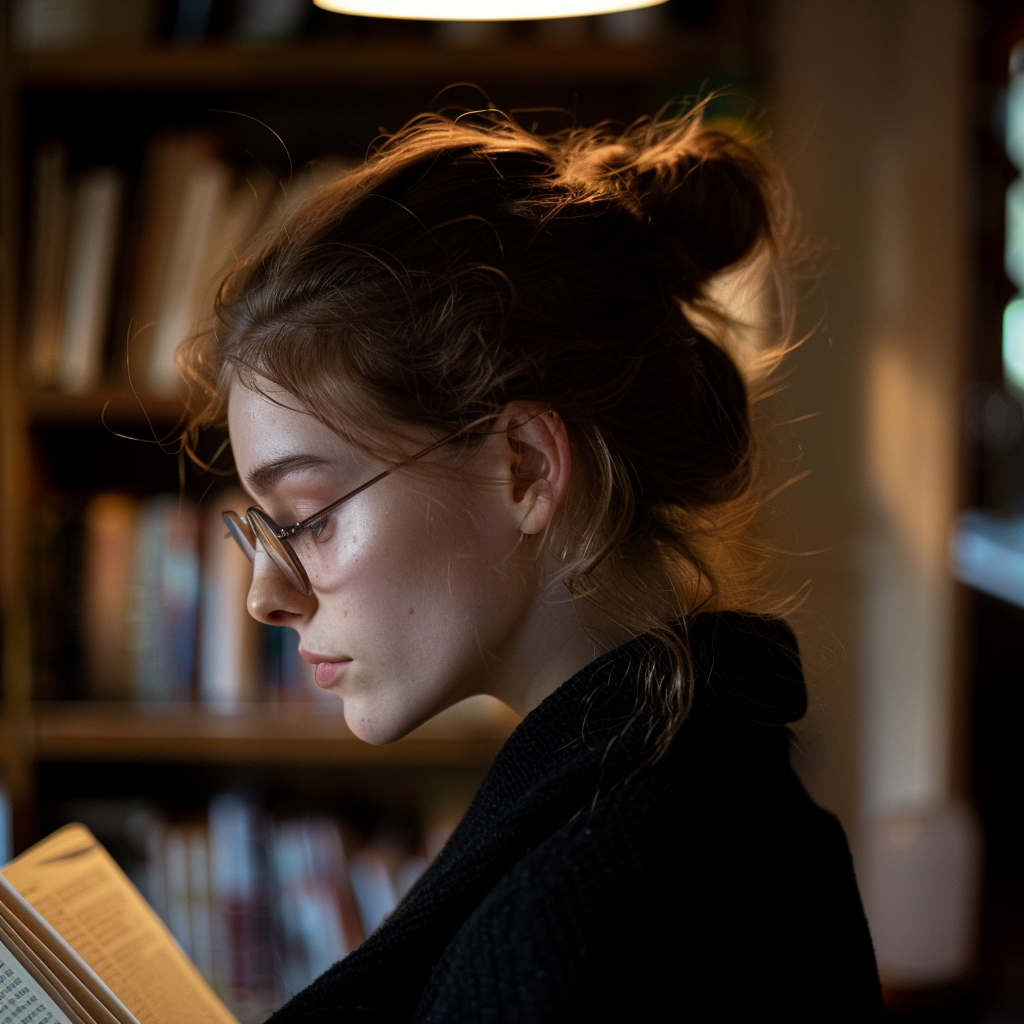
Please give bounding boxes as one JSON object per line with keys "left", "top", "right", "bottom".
{"left": 222, "top": 431, "right": 459, "bottom": 596}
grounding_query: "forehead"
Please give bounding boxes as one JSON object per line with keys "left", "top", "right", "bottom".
{"left": 227, "top": 378, "right": 344, "bottom": 474}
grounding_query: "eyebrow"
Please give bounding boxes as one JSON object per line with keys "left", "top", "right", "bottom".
{"left": 245, "top": 454, "right": 334, "bottom": 496}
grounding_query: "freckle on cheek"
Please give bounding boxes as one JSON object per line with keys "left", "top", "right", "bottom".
{"left": 408, "top": 607, "right": 415, "bottom": 615}
{"left": 343, "top": 609, "right": 349, "bottom": 618}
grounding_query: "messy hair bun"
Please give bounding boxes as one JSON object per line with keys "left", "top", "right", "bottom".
{"left": 181, "top": 105, "right": 790, "bottom": 757}
{"left": 564, "top": 123, "right": 776, "bottom": 295}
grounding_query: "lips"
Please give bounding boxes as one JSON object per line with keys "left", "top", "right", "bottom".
{"left": 313, "top": 659, "right": 351, "bottom": 688}
{"left": 299, "top": 648, "right": 352, "bottom": 689}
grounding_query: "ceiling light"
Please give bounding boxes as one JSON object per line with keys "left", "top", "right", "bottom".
{"left": 313, "top": 0, "right": 668, "bottom": 21}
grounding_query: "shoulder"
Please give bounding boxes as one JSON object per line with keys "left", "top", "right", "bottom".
{"left": 414, "top": 764, "right": 881, "bottom": 1023}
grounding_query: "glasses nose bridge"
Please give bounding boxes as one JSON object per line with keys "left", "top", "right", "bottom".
{"left": 275, "top": 521, "right": 302, "bottom": 541}
{"left": 246, "top": 507, "right": 313, "bottom": 596}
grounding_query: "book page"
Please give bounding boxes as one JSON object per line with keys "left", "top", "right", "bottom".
{"left": 0, "top": 878, "right": 127, "bottom": 1024}
{"left": 3, "top": 826, "right": 238, "bottom": 1024}
{"left": 0, "top": 909, "right": 90, "bottom": 1024}
{"left": 0, "top": 939, "right": 75, "bottom": 1024}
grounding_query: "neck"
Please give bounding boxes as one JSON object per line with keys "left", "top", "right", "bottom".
{"left": 486, "top": 577, "right": 654, "bottom": 719}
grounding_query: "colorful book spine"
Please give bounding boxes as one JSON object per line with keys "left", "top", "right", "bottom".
{"left": 199, "top": 495, "right": 259, "bottom": 709}
{"left": 116, "top": 795, "right": 432, "bottom": 1014}
{"left": 132, "top": 497, "right": 200, "bottom": 703}
{"left": 82, "top": 494, "right": 139, "bottom": 700}
{"left": 30, "top": 489, "right": 362, "bottom": 706}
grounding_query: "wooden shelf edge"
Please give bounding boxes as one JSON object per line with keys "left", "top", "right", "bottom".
{"left": 26, "top": 389, "right": 186, "bottom": 427}
{"left": 15, "top": 37, "right": 714, "bottom": 90}
{"left": 25, "top": 703, "right": 517, "bottom": 766}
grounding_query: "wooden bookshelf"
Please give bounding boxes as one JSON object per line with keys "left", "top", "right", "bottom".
{"left": 14, "top": 38, "right": 716, "bottom": 91}
{"left": 0, "top": 14, "right": 745, "bottom": 854}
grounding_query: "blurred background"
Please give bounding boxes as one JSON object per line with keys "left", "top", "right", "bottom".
{"left": 0, "top": 0, "right": 1022, "bottom": 1020}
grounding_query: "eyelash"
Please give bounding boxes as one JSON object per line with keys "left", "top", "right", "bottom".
{"left": 306, "top": 512, "right": 335, "bottom": 543}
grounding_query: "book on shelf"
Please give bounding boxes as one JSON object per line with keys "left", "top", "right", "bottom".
{"left": 145, "top": 158, "right": 269, "bottom": 397}
{"left": 132, "top": 498, "right": 201, "bottom": 703}
{"left": 198, "top": 495, "right": 260, "bottom": 709}
{"left": 122, "top": 132, "right": 218, "bottom": 389}
{"left": 25, "top": 131, "right": 354, "bottom": 400}
{"left": 82, "top": 496, "right": 138, "bottom": 701}
{"left": 26, "top": 153, "right": 125, "bottom": 394}
{"left": 0, "top": 823, "right": 238, "bottom": 1024}
{"left": 57, "top": 167, "right": 125, "bottom": 394}
{"left": 32, "top": 489, "right": 319, "bottom": 707}
{"left": 267, "top": 815, "right": 365, "bottom": 991}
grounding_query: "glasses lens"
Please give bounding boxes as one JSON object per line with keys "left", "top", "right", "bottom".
{"left": 247, "top": 508, "right": 312, "bottom": 596}
{"left": 222, "top": 511, "right": 257, "bottom": 562}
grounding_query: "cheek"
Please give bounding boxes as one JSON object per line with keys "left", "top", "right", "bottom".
{"left": 315, "top": 481, "right": 525, "bottom": 665}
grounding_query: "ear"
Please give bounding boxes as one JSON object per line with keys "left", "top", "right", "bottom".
{"left": 503, "top": 403, "right": 572, "bottom": 536}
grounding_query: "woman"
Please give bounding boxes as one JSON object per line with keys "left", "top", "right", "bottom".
{"left": 182, "top": 109, "right": 883, "bottom": 1021}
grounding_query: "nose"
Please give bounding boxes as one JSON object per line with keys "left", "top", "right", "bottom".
{"left": 247, "top": 548, "right": 315, "bottom": 625}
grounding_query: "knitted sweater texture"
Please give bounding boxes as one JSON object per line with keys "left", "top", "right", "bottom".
{"left": 267, "top": 613, "right": 884, "bottom": 1022}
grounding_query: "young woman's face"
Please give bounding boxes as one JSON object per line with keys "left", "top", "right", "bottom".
{"left": 227, "top": 378, "right": 543, "bottom": 743}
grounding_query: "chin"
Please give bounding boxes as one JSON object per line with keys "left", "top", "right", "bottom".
{"left": 343, "top": 702, "right": 418, "bottom": 746}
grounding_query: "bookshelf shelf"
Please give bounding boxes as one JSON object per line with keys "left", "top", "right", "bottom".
{"left": 25, "top": 703, "right": 517, "bottom": 766}
{"left": 27, "top": 389, "right": 185, "bottom": 427}
{"left": 14, "top": 38, "right": 707, "bottom": 91}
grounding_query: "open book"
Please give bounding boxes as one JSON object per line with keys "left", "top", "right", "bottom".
{"left": 0, "top": 824, "right": 238, "bottom": 1024}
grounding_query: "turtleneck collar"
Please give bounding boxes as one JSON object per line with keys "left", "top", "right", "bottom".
{"left": 461, "top": 610, "right": 807, "bottom": 806}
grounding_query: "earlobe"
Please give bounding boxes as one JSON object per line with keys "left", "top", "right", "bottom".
{"left": 518, "top": 479, "right": 555, "bottom": 535}
{"left": 504, "top": 406, "right": 571, "bottom": 537}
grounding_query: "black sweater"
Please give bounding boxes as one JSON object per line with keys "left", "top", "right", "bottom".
{"left": 268, "top": 613, "right": 884, "bottom": 1022}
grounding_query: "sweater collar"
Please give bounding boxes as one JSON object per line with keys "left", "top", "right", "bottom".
{"left": 464, "top": 610, "right": 807, "bottom": 804}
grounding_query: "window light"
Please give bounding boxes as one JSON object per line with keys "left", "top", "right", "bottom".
{"left": 1004, "top": 297, "right": 1024, "bottom": 393}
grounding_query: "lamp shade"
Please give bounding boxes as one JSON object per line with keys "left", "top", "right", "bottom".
{"left": 313, "top": 0, "right": 668, "bottom": 21}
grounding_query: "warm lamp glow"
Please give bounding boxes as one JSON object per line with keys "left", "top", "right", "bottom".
{"left": 313, "top": 0, "right": 668, "bottom": 21}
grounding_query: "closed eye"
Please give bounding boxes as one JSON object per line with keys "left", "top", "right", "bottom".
{"left": 306, "top": 512, "right": 336, "bottom": 543}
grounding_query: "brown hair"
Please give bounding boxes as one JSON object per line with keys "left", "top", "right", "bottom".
{"left": 181, "top": 105, "right": 792, "bottom": 758}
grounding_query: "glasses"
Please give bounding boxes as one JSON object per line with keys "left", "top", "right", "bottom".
{"left": 222, "top": 431, "right": 460, "bottom": 596}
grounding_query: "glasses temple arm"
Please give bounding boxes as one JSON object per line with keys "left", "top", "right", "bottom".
{"left": 284, "top": 433, "right": 457, "bottom": 538}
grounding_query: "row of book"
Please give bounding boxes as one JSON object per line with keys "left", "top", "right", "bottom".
{"left": 2, "top": 788, "right": 449, "bottom": 1023}
{"left": 30, "top": 490, "right": 325, "bottom": 706}
{"left": 25, "top": 132, "right": 350, "bottom": 397}
{"left": 49, "top": 794, "right": 455, "bottom": 1022}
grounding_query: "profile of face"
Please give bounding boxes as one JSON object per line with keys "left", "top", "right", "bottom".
{"left": 227, "top": 376, "right": 597, "bottom": 744}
